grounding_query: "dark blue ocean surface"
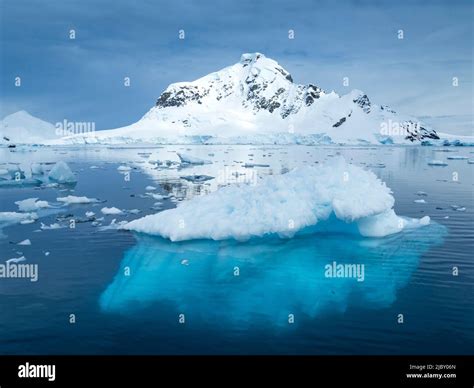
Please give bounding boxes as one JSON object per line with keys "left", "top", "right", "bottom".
{"left": 0, "top": 145, "right": 472, "bottom": 354}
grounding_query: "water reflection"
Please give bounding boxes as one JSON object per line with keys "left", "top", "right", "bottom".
{"left": 100, "top": 222, "right": 445, "bottom": 326}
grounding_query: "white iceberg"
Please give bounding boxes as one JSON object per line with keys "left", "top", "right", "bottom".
{"left": 48, "top": 161, "right": 76, "bottom": 183}
{"left": 177, "top": 153, "right": 212, "bottom": 165}
{"left": 117, "top": 165, "right": 132, "bottom": 172}
{"left": 18, "top": 239, "right": 31, "bottom": 245}
{"left": 101, "top": 207, "right": 123, "bottom": 215}
{"left": 123, "top": 158, "right": 430, "bottom": 241}
{"left": 57, "top": 195, "right": 100, "bottom": 204}
{"left": 15, "top": 198, "right": 50, "bottom": 212}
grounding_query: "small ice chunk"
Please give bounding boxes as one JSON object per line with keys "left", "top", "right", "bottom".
{"left": 57, "top": 195, "right": 100, "bottom": 204}
{"left": 98, "top": 218, "right": 127, "bottom": 231}
{"left": 18, "top": 239, "right": 31, "bottom": 246}
{"left": 145, "top": 186, "right": 157, "bottom": 191}
{"left": 428, "top": 160, "right": 448, "bottom": 166}
{"left": 48, "top": 161, "right": 76, "bottom": 183}
{"left": 101, "top": 207, "right": 123, "bottom": 215}
{"left": 414, "top": 199, "right": 426, "bottom": 204}
{"left": 6, "top": 256, "right": 26, "bottom": 263}
{"left": 44, "top": 251, "right": 50, "bottom": 256}
{"left": 40, "top": 222, "right": 64, "bottom": 230}
{"left": 177, "top": 153, "right": 212, "bottom": 165}
{"left": 85, "top": 211, "right": 95, "bottom": 218}
{"left": 20, "top": 219, "right": 36, "bottom": 225}
{"left": 468, "top": 160, "right": 474, "bottom": 164}
{"left": 128, "top": 209, "right": 141, "bottom": 214}
{"left": 181, "top": 259, "right": 189, "bottom": 266}
{"left": 15, "top": 198, "right": 50, "bottom": 212}
{"left": 117, "top": 165, "right": 132, "bottom": 172}
{"left": 31, "top": 162, "right": 44, "bottom": 175}
{"left": 416, "top": 191, "right": 428, "bottom": 196}
{"left": 148, "top": 193, "right": 167, "bottom": 200}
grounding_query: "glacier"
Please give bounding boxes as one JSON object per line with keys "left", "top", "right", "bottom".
{"left": 123, "top": 158, "right": 430, "bottom": 241}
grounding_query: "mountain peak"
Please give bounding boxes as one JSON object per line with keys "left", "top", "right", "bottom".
{"left": 239, "top": 52, "right": 267, "bottom": 65}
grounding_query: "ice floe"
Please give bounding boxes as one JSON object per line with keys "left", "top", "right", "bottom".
{"left": 0, "top": 212, "right": 38, "bottom": 225}
{"left": 177, "top": 153, "right": 212, "bottom": 165}
{"left": 57, "top": 195, "right": 101, "bottom": 204}
{"left": 15, "top": 198, "right": 50, "bottom": 212}
{"left": 18, "top": 239, "right": 31, "bottom": 245}
{"left": 101, "top": 207, "right": 123, "bottom": 215}
{"left": 40, "top": 222, "right": 64, "bottom": 230}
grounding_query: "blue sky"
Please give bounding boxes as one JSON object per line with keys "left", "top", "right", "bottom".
{"left": 1, "top": 0, "right": 472, "bottom": 134}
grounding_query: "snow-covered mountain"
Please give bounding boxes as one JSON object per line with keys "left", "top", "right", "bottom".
{"left": 1, "top": 111, "right": 57, "bottom": 144}
{"left": 56, "top": 52, "right": 446, "bottom": 145}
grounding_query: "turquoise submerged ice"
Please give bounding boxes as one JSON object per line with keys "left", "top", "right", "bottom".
{"left": 124, "top": 157, "right": 430, "bottom": 240}
{"left": 102, "top": 158, "right": 447, "bottom": 321}
{"left": 100, "top": 223, "right": 446, "bottom": 321}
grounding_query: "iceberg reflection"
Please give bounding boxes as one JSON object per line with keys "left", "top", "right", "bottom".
{"left": 100, "top": 223, "right": 445, "bottom": 326}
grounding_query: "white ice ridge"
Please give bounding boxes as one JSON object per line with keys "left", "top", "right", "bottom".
{"left": 123, "top": 158, "right": 430, "bottom": 241}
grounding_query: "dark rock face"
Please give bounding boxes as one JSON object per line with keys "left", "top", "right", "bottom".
{"left": 156, "top": 86, "right": 209, "bottom": 107}
{"left": 402, "top": 121, "right": 440, "bottom": 141}
{"left": 304, "top": 84, "right": 322, "bottom": 107}
{"left": 353, "top": 94, "right": 371, "bottom": 113}
{"left": 333, "top": 117, "right": 347, "bottom": 128}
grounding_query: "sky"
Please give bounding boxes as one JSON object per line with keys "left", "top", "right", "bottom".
{"left": 1, "top": 0, "right": 473, "bottom": 134}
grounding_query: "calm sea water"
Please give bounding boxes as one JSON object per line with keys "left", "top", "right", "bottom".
{"left": 0, "top": 145, "right": 473, "bottom": 354}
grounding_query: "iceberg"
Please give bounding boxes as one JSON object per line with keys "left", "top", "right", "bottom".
{"left": 48, "top": 161, "right": 76, "bottom": 183}
{"left": 124, "top": 158, "right": 429, "bottom": 241}
{"left": 15, "top": 198, "right": 50, "bottom": 212}
{"left": 57, "top": 195, "right": 101, "bottom": 204}
{"left": 177, "top": 153, "right": 212, "bottom": 165}
{"left": 31, "top": 162, "right": 45, "bottom": 175}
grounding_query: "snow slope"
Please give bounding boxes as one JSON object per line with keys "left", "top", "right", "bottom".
{"left": 55, "top": 53, "right": 447, "bottom": 146}
{"left": 123, "top": 157, "right": 430, "bottom": 241}
{"left": 0, "top": 111, "right": 57, "bottom": 144}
